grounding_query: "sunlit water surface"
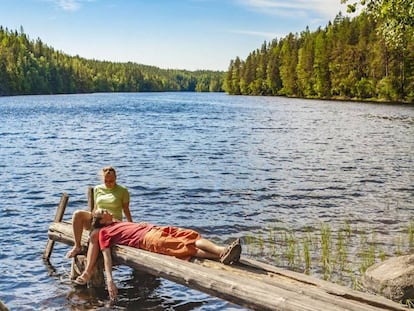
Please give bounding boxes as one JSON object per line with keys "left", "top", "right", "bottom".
{"left": 0, "top": 92, "right": 413, "bottom": 310}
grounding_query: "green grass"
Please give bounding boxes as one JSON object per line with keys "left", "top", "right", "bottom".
{"left": 244, "top": 221, "right": 414, "bottom": 290}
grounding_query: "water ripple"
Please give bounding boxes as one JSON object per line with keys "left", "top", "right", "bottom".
{"left": 0, "top": 93, "right": 413, "bottom": 310}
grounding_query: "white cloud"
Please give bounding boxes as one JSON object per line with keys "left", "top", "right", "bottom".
{"left": 46, "top": 0, "right": 95, "bottom": 12}
{"left": 236, "top": 0, "right": 347, "bottom": 19}
{"left": 231, "top": 29, "right": 281, "bottom": 40}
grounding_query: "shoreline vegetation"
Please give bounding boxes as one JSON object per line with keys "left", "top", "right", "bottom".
{"left": 0, "top": 26, "right": 225, "bottom": 96}
{"left": 1, "top": 9, "right": 413, "bottom": 103}
{"left": 224, "top": 12, "right": 413, "bottom": 104}
{"left": 244, "top": 221, "right": 414, "bottom": 292}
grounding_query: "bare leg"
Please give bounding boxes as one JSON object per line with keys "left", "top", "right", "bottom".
{"left": 195, "top": 238, "right": 242, "bottom": 264}
{"left": 76, "top": 229, "right": 100, "bottom": 282}
{"left": 195, "top": 238, "right": 226, "bottom": 258}
{"left": 194, "top": 248, "right": 221, "bottom": 259}
{"left": 66, "top": 210, "right": 92, "bottom": 258}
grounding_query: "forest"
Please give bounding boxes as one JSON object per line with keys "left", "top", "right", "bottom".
{"left": 224, "top": 12, "right": 413, "bottom": 103}
{"left": 1, "top": 0, "right": 413, "bottom": 102}
{"left": 0, "top": 26, "right": 224, "bottom": 96}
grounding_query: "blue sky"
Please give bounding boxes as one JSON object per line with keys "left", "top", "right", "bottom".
{"left": 0, "top": 0, "right": 350, "bottom": 71}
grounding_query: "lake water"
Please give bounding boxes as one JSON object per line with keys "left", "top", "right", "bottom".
{"left": 0, "top": 92, "right": 413, "bottom": 310}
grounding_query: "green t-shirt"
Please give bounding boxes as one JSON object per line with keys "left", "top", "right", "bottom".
{"left": 94, "top": 184, "right": 130, "bottom": 221}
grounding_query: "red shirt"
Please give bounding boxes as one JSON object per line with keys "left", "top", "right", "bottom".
{"left": 99, "top": 222, "right": 155, "bottom": 250}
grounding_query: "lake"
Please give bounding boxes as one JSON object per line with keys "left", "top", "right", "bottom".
{"left": 0, "top": 92, "right": 413, "bottom": 310}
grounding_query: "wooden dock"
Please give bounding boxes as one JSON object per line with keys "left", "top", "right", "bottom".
{"left": 44, "top": 194, "right": 406, "bottom": 311}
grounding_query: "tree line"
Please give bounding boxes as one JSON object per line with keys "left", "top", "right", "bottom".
{"left": 0, "top": 26, "right": 224, "bottom": 96}
{"left": 224, "top": 12, "right": 413, "bottom": 102}
{"left": 1, "top": 0, "right": 413, "bottom": 103}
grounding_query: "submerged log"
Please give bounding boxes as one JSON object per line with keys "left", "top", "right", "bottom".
{"left": 48, "top": 221, "right": 405, "bottom": 311}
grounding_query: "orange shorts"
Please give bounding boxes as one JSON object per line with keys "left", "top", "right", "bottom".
{"left": 141, "top": 226, "right": 201, "bottom": 260}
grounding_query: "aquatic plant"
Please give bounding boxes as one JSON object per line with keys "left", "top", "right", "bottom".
{"left": 242, "top": 220, "right": 414, "bottom": 290}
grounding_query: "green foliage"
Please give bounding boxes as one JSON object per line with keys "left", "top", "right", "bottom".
{"left": 225, "top": 12, "right": 413, "bottom": 102}
{"left": 0, "top": 27, "right": 225, "bottom": 96}
{"left": 342, "top": 0, "right": 414, "bottom": 49}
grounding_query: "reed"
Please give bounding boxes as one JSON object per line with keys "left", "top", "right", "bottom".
{"left": 335, "top": 229, "right": 348, "bottom": 271}
{"left": 302, "top": 233, "right": 312, "bottom": 272}
{"left": 408, "top": 222, "right": 414, "bottom": 251}
{"left": 286, "top": 232, "right": 297, "bottom": 267}
{"left": 320, "top": 223, "right": 332, "bottom": 279}
{"left": 242, "top": 221, "right": 414, "bottom": 289}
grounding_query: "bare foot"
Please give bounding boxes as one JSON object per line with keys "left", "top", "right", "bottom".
{"left": 73, "top": 271, "right": 91, "bottom": 286}
{"left": 66, "top": 246, "right": 82, "bottom": 258}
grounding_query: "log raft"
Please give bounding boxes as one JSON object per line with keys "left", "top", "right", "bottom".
{"left": 45, "top": 194, "right": 405, "bottom": 311}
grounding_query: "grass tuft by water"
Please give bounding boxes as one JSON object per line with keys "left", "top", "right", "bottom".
{"left": 244, "top": 221, "right": 414, "bottom": 289}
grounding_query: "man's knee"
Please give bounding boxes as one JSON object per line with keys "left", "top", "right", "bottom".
{"left": 72, "top": 210, "right": 92, "bottom": 229}
{"left": 73, "top": 210, "right": 91, "bottom": 220}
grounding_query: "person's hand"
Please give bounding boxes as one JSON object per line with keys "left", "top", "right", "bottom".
{"left": 108, "top": 280, "right": 118, "bottom": 300}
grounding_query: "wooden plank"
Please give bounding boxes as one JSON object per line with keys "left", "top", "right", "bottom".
{"left": 43, "top": 193, "right": 69, "bottom": 261}
{"left": 47, "top": 221, "right": 406, "bottom": 311}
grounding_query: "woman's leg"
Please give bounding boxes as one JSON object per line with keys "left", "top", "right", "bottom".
{"left": 194, "top": 238, "right": 226, "bottom": 258}
{"left": 75, "top": 228, "right": 100, "bottom": 282}
{"left": 195, "top": 238, "right": 242, "bottom": 264}
{"left": 66, "top": 210, "right": 92, "bottom": 258}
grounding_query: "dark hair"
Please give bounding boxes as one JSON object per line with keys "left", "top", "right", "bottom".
{"left": 91, "top": 215, "right": 105, "bottom": 229}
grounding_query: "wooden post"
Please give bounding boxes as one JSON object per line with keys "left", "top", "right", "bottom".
{"left": 0, "top": 299, "right": 9, "bottom": 311}
{"left": 87, "top": 186, "right": 94, "bottom": 212}
{"left": 70, "top": 254, "right": 104, "bottom": 287}
{"left": 43, "top": 193, "right": 69, "bottom": 261}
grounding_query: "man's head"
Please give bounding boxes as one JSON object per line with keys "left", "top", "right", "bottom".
{"left": 102, "top": 166, "right": 117, "bottom": 189}
{"left": 91, "top": 208, "right": 113, "bottom": 229}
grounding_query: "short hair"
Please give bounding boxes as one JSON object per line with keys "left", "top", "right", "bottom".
{"left": 102, "top": 166, "right": 116, "bottom": 178}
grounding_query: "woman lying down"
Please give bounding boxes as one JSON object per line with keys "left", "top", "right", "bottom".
{"left": 77, "top": 208, "right": 242, "bottom": 300}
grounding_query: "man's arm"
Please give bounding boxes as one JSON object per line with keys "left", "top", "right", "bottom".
{"left": 102, "top": 248, "right": 118, "bottom": 300}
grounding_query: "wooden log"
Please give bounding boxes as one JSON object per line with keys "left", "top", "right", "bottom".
{"left": 48, "top": 221, "right": 90, "bottom": 247}
{"left": 0, "top": 299, "right": 9, "bottom": 311}
{"left": 198, "top": 258, "right": 405, "bottom": 311}
{"left": 47, "top": 222, "right": 406, "bottom": 311}
{"left": 43, "top": 193, "right": 69, "bottom": 261}
{"left": 70, "top": 254, "right": 105, "bottom": 287}
{"left": 87, "top": 186, "right": 94, "bottom": 212}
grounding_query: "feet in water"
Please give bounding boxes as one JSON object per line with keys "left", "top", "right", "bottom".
{"left": 65, "top": 246, "right": 82, "bottom": 258}
{"left": 220, "top": 238, "right": 241, "bottom": 265}
{"left": 73, "top": 272, "right": 90, "bottom": 286}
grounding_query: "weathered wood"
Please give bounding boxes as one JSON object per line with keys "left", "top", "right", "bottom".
{"left": 48, "top": 220, "right": 90, "bottom": 247}
{"left": 43, "top": 193, "right": 69, "bottom": 261}
{"left": 70, "top": 254, "right": 105, "bottom": 287}
{"left": 48, "top": 221, "right": 405, "bottom": 311}
{"left": 0, "top": 299, "right": 9, "bottom": 311}
{"left": 87, "top": 186, "right": 94, "bottom": 212}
